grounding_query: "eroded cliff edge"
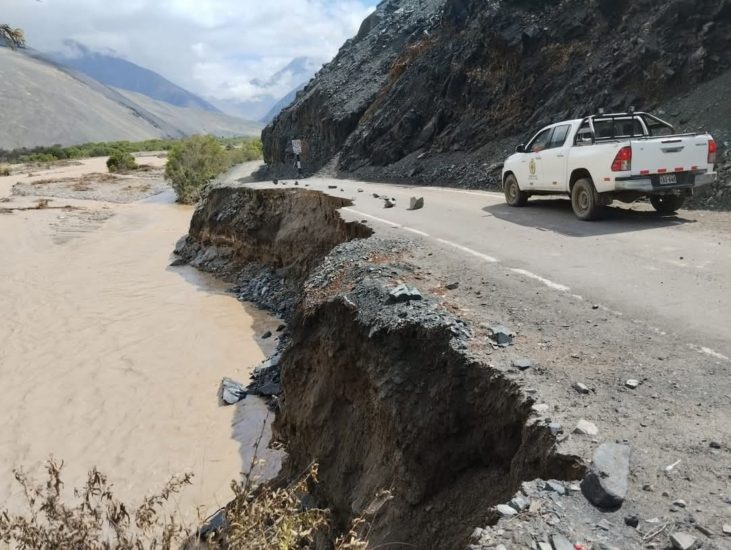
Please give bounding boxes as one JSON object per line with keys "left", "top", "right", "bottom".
{"left": 176, "top": 186, "right": 583, "bottom": 548}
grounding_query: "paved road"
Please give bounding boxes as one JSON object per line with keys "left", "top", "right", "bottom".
{"left": 234, "top": 167, "right": 731, "bottom": 361}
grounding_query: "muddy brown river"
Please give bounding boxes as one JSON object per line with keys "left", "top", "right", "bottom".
{"left": 0, "top": 158, "right": 279, "bottom": 523}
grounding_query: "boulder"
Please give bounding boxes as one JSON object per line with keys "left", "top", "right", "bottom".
{"left": 489, "top": 325, "right": 514, "bottom": 347}
{"left": 669, "top": 532, "right": 698, "bottom": 550}
{"left": 581, "top": 443, "right": 630, "bottom": 509}
{"left": 388, "top": 284, "right": 422, "bottom": 303}
{"left": 574, "top": 419, "right": 599, "bottom": 436}
{"left": 218, "top": 377, "right": 247, "bottom": 406}
{"left": 409, "top": 197, "right": 425, "bottom": 210}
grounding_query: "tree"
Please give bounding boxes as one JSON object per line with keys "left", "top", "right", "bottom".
{"left": 0, "top": 25, "right": 25, "bottom": 49}
{"left": 165, "top": 135, "right": 227, "bottom": 204}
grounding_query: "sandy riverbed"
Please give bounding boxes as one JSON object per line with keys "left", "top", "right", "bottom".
{"left": 0, "top": 156, "right": 279, "bottom": 524}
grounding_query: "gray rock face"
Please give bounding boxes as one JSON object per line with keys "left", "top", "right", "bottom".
{"left": 262, "top": 0, "right": 731, "bottom": 190}
{"left": 581, "top": 443, "right": 631, "bottom": 509}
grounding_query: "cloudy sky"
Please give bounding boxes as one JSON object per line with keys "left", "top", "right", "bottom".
{"left": 4, "top": 0, "right": 378, "bottom": 101}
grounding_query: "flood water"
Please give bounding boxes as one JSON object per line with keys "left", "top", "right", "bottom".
{"left": 0, "top": 158, "right": 280, "bottom": 523}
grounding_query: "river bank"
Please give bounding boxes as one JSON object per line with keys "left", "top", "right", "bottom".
{"left": 0, "top": 156, "right": 280, "bottom": 524}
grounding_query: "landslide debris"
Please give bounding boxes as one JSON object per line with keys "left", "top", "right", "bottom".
{"left": 263, "top": 0, "right": 731, "bottom": 205}
{"left": 175, "top": 186, "right": 372, "bottom": 316}
{"left": 177, "top": 185, "right": 584, "bottom": 548}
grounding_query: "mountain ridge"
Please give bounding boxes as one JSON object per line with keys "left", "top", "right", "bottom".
{"left": 50, "top": 40, "right": 221, "bottom": 113}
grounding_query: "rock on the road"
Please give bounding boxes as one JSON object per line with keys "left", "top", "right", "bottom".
{"left": 581, "top": 443, "right": 630, "bottom": 509}
{"left": 669, "top": 532, "right": 698, "bottom": 550}
{"left": 574, "top": 419, "right": 599, "bottom": 436}
{"left": 409, "top": 196, "right": 424, "bottom": 210}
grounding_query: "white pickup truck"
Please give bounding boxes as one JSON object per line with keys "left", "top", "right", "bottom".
{"left": 502, "top": 111, "right": 717, "bottom": 220}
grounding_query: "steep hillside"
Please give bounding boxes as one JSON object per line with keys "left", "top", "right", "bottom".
{"left": 115, "top": 90, "right": 262, "bottom": 138}
{"left": 0, "top": 47, "right": 174, "bottom": 150}
{"left": 51, "top": 40, "right": 220, "bottom": 113}
{"left": 263, "top": 0, "right": 731, "bottom": 195}
{"left": 0, "top": 47, "right": 259, "bottom": 150}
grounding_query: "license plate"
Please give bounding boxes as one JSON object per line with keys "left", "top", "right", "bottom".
{"left": 659, "top": 174, "right": 677, "bottom": 185}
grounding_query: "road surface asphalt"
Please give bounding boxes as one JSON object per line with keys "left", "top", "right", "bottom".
{"left": 231, "top": 166, "right": 731, "bottom": 363}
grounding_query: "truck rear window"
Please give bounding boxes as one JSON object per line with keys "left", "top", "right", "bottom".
{"left": 594, "top": 118, "right": 645, "bottom": 138}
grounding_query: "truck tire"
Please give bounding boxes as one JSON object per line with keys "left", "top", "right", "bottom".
{"left": 571, "top": 178, "right": 602, "bottom": 221}
{"left": 504, "top": 174, "right": 528, "bottom": 207}
{"left": 650, "top": 194, "right": 685, "bottom": 215}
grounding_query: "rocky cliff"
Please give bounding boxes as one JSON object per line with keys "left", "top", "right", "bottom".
{"left": 262, "top": 0, "right": 731, "bottom": 203}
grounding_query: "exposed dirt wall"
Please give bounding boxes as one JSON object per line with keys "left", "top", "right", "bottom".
{"left": 177, "top": 186, "right": 583, "bottom": 549}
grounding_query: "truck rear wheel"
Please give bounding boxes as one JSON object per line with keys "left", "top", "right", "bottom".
{"left": 571, "top": 178, "right": 602, "bottom": 221}
{"left": 504, "top": 174, "right": 528, "bottom": 207}
{"left": 650, "top": 194, "right": 685, "bottom": 215}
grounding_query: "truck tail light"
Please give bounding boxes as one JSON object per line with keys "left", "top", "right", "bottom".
{"left": 611, "top": 146, "right": 632, "bottom": 172}
{"left": 708, "top": 139, "right": 717, "bottom": 165}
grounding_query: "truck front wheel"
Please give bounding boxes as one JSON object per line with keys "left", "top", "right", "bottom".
{"left": 571, "top": 178, "right": 602, "bottom": 221}
{"left": 504, "top": 174, "right": 528, "bottom": 207}
{"left": 650, "top": 194, "right": 685, "bottom": 215}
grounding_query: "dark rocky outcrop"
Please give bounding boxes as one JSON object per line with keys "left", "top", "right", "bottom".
{"left": 263, "top": 0, "right": 731, "bottom": 200}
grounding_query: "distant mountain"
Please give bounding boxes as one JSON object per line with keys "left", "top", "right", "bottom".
{"left": 212, "top": 57, "right": 321, "bottom": 121}
{"left": 260, "top": 84, "right": 305, "bottom": 123}
{"left": 50, "top": 40, "right": 220, "bottom": 113}
{"left": 0, "top": 47, "right": 260, "bottom": 150}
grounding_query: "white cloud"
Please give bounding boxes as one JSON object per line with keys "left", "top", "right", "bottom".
{"left": 3, "top": 0, "right": 377, "bottom": 100}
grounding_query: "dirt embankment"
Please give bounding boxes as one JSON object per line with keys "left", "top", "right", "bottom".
{"left": 177, "top": 186, "right": 583, "bottom": 548}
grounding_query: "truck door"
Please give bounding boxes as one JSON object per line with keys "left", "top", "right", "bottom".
{"left": 520, "top": 127, "right": 553, "bottom": 190}
{"left": 539, "top": 124, "right": 571, "bottom": 191}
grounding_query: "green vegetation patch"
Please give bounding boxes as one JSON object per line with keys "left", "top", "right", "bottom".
{"left": 166, "top": 136, "right": 263, "bottom": 204}
{"left": 106, "top": 150, "right": 138, "bottom": 173}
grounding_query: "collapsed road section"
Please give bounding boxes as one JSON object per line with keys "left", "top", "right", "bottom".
{"left": 175, "top": 186, "right": 584, "bottom": 549}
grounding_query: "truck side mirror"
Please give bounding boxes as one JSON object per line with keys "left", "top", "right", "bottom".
{"left": 516, "top": 144, "right": 525, "bottom": 153}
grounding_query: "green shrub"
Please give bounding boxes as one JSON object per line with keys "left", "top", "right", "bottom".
{"left": 165, "top": 135, "right": 228, "bottom": 204}
{"left": 0, "top": 164, "right": 10, "bottom": 176}
{"left": 106, "top": 150, "right": 138, "bottom": 173}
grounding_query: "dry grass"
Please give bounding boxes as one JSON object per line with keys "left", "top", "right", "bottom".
{"left": 0, "top": 459, "right": 193, "bottom": 549}
{"left": 2, "top": 444, "right": 372, "bottom": 550}
{"left": 0, "top": 164, "right": 10, "bottom": 177}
